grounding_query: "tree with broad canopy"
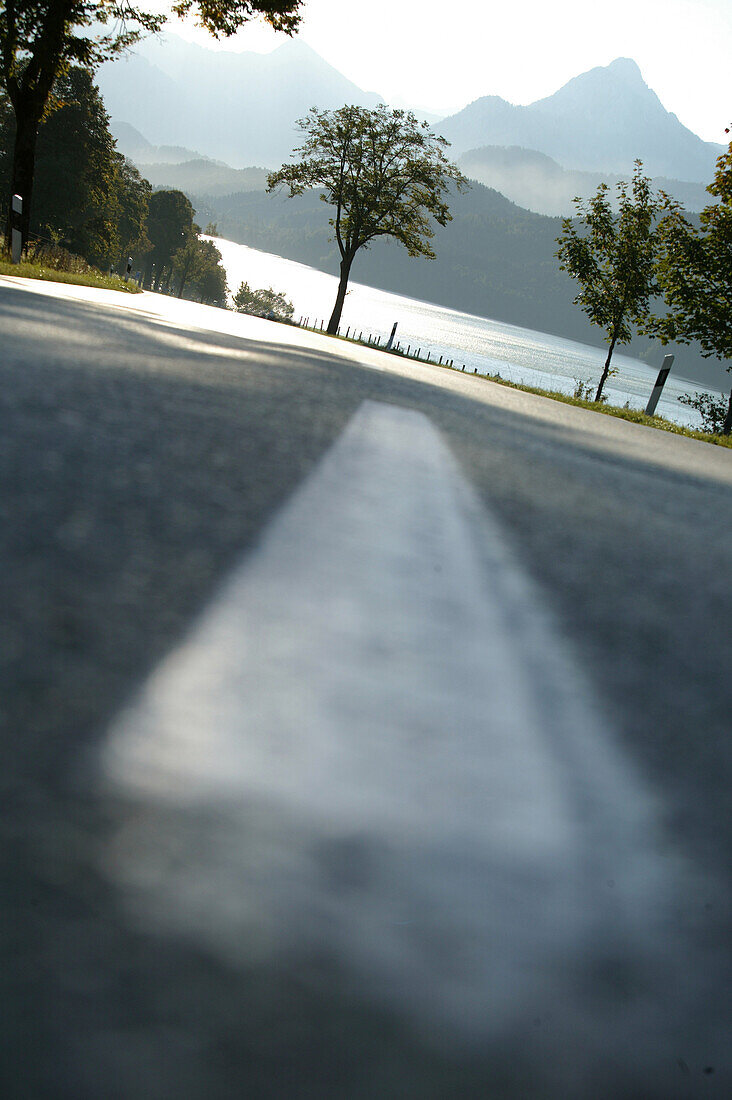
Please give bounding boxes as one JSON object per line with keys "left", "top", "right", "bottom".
{"left": 0, "top": 1, "right": 303, "bottom": 246}
{"left": 267, "top": 105, "right": 468, "bottom": 335}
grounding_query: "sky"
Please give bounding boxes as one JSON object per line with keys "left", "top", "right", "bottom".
{"left": 166, "top": 0, "right": 731, "bottom": 144}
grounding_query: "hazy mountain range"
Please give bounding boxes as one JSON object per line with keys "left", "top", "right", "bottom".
{"left": 111, "top": 123, "right": 269, "bottom": 194}
{"left": 458, "top": 146, "right": 711, "bottom": 216}
{"left": 101, "top": 38, "right": 724, "bottom": 187}
{"left": 438, "top": 58, "right": 723, "bottom": 183}
{"left": 98, "top": 34, "right": 381, "bottom": 168}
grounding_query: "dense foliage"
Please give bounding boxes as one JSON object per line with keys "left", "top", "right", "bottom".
{"left": 1, "top": 68, "right": 150, "bottom": 265}
{"left": 649, "top": 142, "right": 732, "bottom": 365}
{"left": 1, "top": 66, "right": 228, "bottom": 303}
{"left": 146, "top": 188, "right": 196, "bottom": 286}
{"left": 555, "top": 162, "right": 662, "bottom": 401}
{"left": 268, "top": 105, "right": 467, "bottom": 332}
{"left": 172, "top": 235, "right": 228, "bottom": 304}
{"left": 233, "top": 281, "right": 294, "bottom": 320}
{"left": 171, "top": 0, "right": 302, "bottom": 36}
{"left": 678, "top": 389, "right": 732, "bottom": 434}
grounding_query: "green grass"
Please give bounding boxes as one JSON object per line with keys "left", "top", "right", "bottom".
{"left": 0, "top": 258, "right": 141, "bottom": 293}
{"left": 300, "top": 322, "right": 732, "bottom": 449}
{"left": 475, "top": 371, "right": 732, "bottom": 447}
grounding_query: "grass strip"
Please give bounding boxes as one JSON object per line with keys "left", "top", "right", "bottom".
{"left": 477, "top": 371, "right": 732, "bottom": 448}
{"left": 0, "top": 259, "right": 141, "bottom": 293}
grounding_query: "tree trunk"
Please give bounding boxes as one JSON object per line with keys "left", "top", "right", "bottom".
{"left": 722, "top": 389, "right": 732, "bottom": 436}
{"left": 327, "top": 254, "right": 353, "bottom": 334}
{"left": 177, "top": 257, "right": 192, "bottom": 298}
{"left": 595, "top": 327, "right": 620, "bottom": 402}
{"left": 5, "top": 110, "right": 40, "bottom": 252}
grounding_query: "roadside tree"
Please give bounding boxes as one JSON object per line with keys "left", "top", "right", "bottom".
{"left": 267, "top": 105, "right": 467, "bottom": 334}
{"left": 146, "top": 189, "right": 196, "bottom": 289}
{"left": 113, "top": 156, "right": 152, "bottom": 270}
{"left": 233, "top": 281, "right": 294, "bottom": 320}
{"left": 191, "top": 240, "right": 228, "bottom": 305}
{"left": 172, "top": 235, "right": 227, "bottom": 304}
{"left": 0, "top": 1, "right": 303, "bottom": 246}
{"left": 1, "top": 68, "right": 151, "bottom": 267}
{"left": 648, "top": 141, "right": 731, "bottom": 363}
{"left": 649, "top": 140, "right": 732, "bottom": 433}
{"left": 556, "top": 161, "right": 662, "bottom": 401}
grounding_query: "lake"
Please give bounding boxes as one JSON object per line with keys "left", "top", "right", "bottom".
{"left": 208, "top": 236, "right": 709, "bottom": 429}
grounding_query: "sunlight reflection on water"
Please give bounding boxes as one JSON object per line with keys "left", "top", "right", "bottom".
{"left": 208, "top": 237, "right": 710, "bottom": 428}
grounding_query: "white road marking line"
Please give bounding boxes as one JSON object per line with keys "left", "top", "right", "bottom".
{"left": 99, "top": 399, "right": 684, "bottom": 1049}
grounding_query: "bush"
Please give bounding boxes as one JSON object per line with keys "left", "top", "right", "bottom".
{"left": 22, "top": 241, "right": 97, "bottom": 273}
{"left": 678, "top": 389, "right": 732, "bottom": 433}
{"left": 0, "top": 240, "right": 141, "bottom": 292}
{"left": 233, "top": 281, "right": 294, "bottom": 321}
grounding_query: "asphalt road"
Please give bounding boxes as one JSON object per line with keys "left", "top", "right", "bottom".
{"left": 1, "top": 277, "right": 730, "bottom": 1099}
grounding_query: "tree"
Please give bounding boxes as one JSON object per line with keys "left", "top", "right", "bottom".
{"left": 648, "top": 141, "right": 731, "bottom": 367}
{"left": 171, "top": 235, "right": 227, "bottom": 304}
{"left": 233, "top": 281, "right": 294, "bottom": 320}
{"left": 555, "top": 161, "right": 662, "bottom": 401}
{"left": 647, "top": 141, "right": 732, "bottom": 434}
{"left": 112, "top": 155, "right": 152, "bottom": 269}
{"left": 146, "top": 189, "right": 196, "bottom": 288}
{"left": 171, "top": 233, "right": 205, "bottom": 298}
{"left": 190, "top": 239, "right": 228, "bottom": 306}
{"left": 0, "top": 1, "right": 303, "bottom": 246}
{"left": 267, "top": 105, "right": 467, "bottom": 334}
{"left": 1, "top": 67, "right": 150, "bottom": 268}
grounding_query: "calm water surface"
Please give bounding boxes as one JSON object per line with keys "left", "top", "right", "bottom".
{"left": 209, "top": 237, "right": 709, "bottom": 429}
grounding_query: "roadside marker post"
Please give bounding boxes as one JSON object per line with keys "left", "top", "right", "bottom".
{"left": 10, "top": 194, "right": 22, "bottom": 263}
{"left": 645, "top": 354, "right": 674, "bottom": 416}
{"left": 385, "top": 322, "right": 398, "bottom": 351}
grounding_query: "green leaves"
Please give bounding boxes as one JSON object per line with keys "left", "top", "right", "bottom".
{"left": 172, "top": 235, "right": 228, "bottom": 304}
{"left": 267, "top": 104, "right": 468, "bottom": 263}
{"left": 649, "top": 142, "right": 732, "bottom": 363}
{"left": 556, "top": 161, "right": 662, "bottom": 348}
{"left": 172, "top": 1, "right": 302, "bottom": 38}
{"left": 233, "top": 281, "right": 294, "bottom": 320}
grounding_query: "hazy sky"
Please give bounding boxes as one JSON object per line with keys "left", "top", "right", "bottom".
{"left": 170, "top": 0, "right": 730, "bottom": 143}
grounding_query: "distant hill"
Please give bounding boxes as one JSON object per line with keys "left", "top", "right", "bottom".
{"left": 458, "top": 146, "right": 712, "bottom": 216}
{"left": 110, "top": 121, "right": 207, "bottom": 165}
{"left": 142, "top": 159, "right": 269, "bottom": 196}
{"left": 109, "top": 120, "right": 268, "bottom": 194}
{"left": 98, "top": 33, "right": 383, "bottom": 168}
{"left": 439, "top": 59, "right": 724, "bottom": 182}
{"left": 190, "top": 183, "right": 730, "bottom": 391}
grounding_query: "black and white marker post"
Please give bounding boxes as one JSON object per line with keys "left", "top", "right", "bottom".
{"left": 645, "top": 354, "right": 674, "bottom": 416}
{"left": 385, "top": 322, "right": 398, "bottom": 351}
{"left": 10, "top": 194, "right": 22, "bottom": 263}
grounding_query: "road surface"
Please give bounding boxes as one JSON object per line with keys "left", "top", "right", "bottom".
{"left": 1, "top": 276, "right": 730, "bottom": 1098}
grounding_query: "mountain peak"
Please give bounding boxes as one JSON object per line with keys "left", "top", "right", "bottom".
{"left": 537, "top": 57, "right": 654, "bottom": 115}
{"left": 437, "top": 57, "right": 723, "bottom": 183}
{"left": 605, "top": 57, "right": 644, "bottom": 79}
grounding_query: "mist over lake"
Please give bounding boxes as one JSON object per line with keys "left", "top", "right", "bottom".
{"left": 211, "top": 236, "right": 708, "bottom": 429}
